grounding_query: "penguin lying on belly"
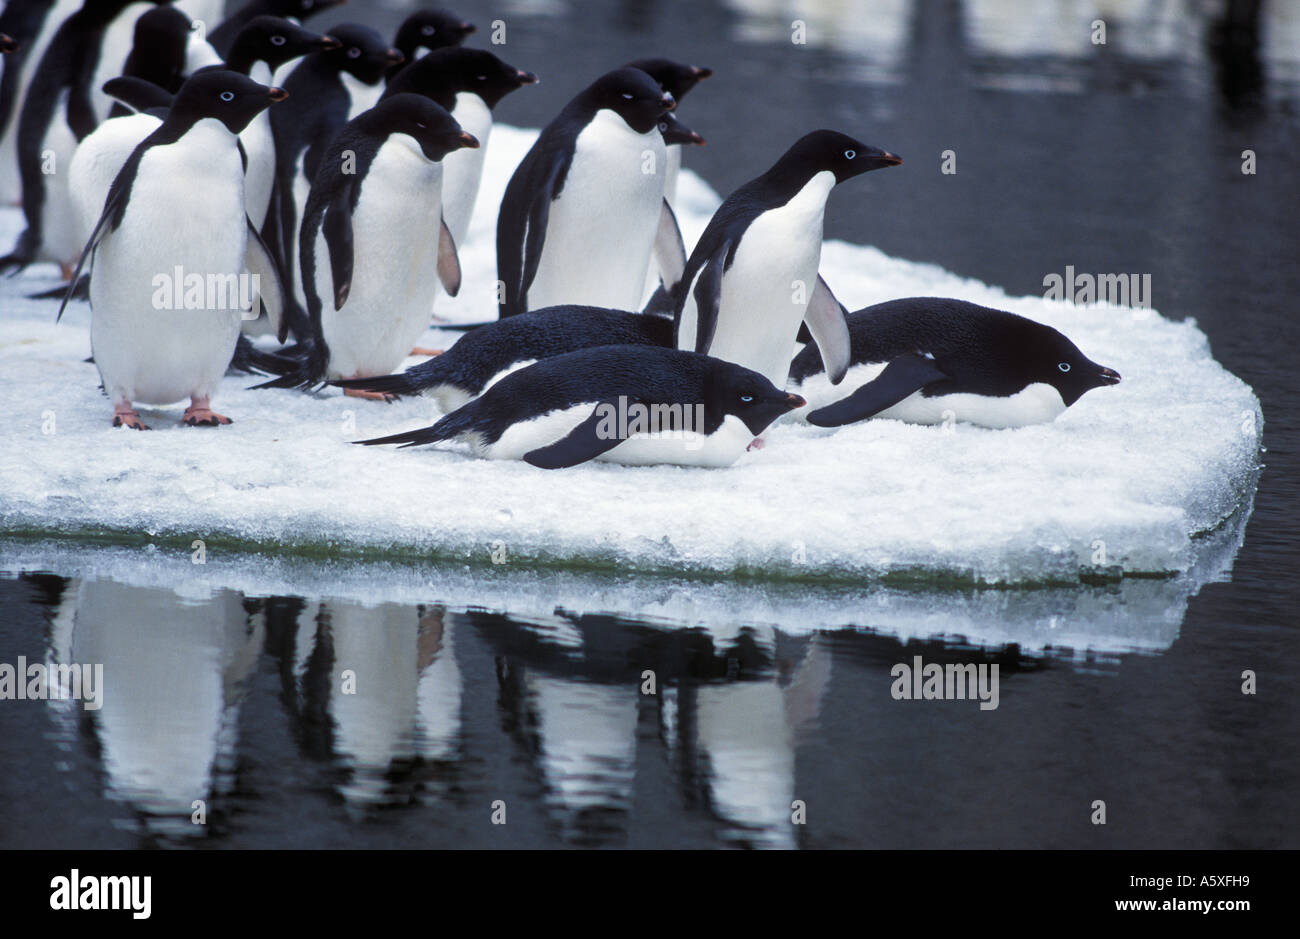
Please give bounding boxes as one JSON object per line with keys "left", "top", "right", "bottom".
{"left": 357, "top": 346, "right": 806, "bottom": 469}
{"left": 331, "top": 305, "right": 673, "bottom": 411}
{"left": 255, "top": 93, "right": 478, "bottom": 393}
{"left": 788, "top": 297, "right": 1122, "bottom": 429}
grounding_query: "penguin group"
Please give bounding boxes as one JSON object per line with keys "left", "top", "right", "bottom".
{"left": 0, "top": 1, "right": 1121, "bottom": 466}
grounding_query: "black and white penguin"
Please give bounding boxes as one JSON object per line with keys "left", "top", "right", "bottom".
{"left": 0, "top": 0, "right": 170, "bottom": 274}
{"left": 105, "top": 5, "right": 193, "bottom": 119}
{"left": 624, "top": 57, "right": 710, "bottom": 206}
{"left": 675, "top": 130, "right": 902, "bottom": 390}
{"left": 207, "top": 0, "right": 343, "bottom": 58}
{"left": 332, "top": 305, "right": 673, "bottom": 411}
{"left": 382, "top": 46, "right": 536, "bottom": 251}
{"left": 60, "top": 69, "right": 288, "bottom": 429}
{"left": 386, "top": 7, "right": 476, "bottom": 81}
{"left": 788, "top": 297, "right": 1122, "bottom": 429}
{"left": 496, "top": 68, "right": 681, "bottom": 319}
{"left": 356, "top": 345, "right": 806, "bottom": 469}
{"left": 267, "top": 22, "right": 402, "bottom": 302}
{"left": 260, "top": 93, "right": 477, "bottom": 393}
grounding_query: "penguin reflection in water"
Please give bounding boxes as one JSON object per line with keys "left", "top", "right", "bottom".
{"left": 60, "top": 70, "right": 289, "bottom": 429}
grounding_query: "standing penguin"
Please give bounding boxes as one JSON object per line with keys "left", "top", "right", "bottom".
{"left": 0, "top": 1, "right": 67, "bottom": 204}
{"left": 267, "top": 23, "right": 402, "bottom": 301}
{"left": 0, "top": 0, "right": 169, "bottom": 275}
{"left": 60, "top": 69, "right": 288, "bottom": 429}
{"left": 624, "top": 57, "right": 711, "bottom": 207}
{"left": 496, "top": 68, "right": 681, "bottom": 319}
{"left": 382, "top": 47, "right": 536, "bottom": 251}
{"left": 675, "top": 130, "right": 902, "bottom": 390}
{"left": 207, "top": 0, "right": 343, "bottom": 58}
{"left": 260, "top": 94, "right": 477, "bottom": 393}
{"left": 787, "top": 297, "right": 1122, "bottom": 429}
{"left": 386, "top": 7, "right": 476, "bottom": 81}
{"left": 105, "top": 6, "right": 197, "bottom": 119}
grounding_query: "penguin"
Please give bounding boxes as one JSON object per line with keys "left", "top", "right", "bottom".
{"left": 331, "top": 305, "right": 673, "bottom": 411}
{"left": 60, "top": 69, "right": 289, "bottom": 429}
{"left": 105, "top": 5, "right": 194, "bottom": 119}
{"left": 0, "top": 0, "right": 170, "bottom": 275}
{"left": 788, "top": 297, "right": 1122, "bottom": 429}
{"left": 675, "top": 130, "right": 902, "bottom": 391}
{"left": 267, "top": 23, "right": 402, "bottom": 304}
{"left": 640, "top": 109, "right": 705, "bottom": 313}
{"left": 624, "top": 57, "right": 711, "bottom": 207}
{"left": 496, "top": 68, "right": 682, "bottom": 319}
{"left": 381, "top": 47, "right": 537, "bottom": 251}
{"left": 356, "top": 345, "right": 807, "bottom": 469}
{"left": 260, "top": 93, "right": 478, "bottom": 393}
{"left": 386, "top": 7, "right": 477, "bottom": 81}
{"left": 207, "top": 0, "right": 343, "bottom": 58}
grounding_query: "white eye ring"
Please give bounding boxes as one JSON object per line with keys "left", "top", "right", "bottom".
{"left": 659, "top": 121, "right": 668, "bottom": 131}
{"left": 844, "top": 149, "right": 856, "bottom": 159}
{"left": 1058, "top": 362, "right": 1071, "bottom": 372}
{"left": 622, "top": 92, "right": 633, "bottom": 99}
{"left": 220, "top": 91, "right": 234, "bottom": 102}
{"left": 347, "top": 47, "right": 361, "bottom": 59}
{"left": 740, "top": 395, "right": 753, "bottom": 403}
{"left": 270, "top": 35, "right": 286, "bottom": 46}
{"left": 422, "top": 25, "right": 435, "bottom": 36}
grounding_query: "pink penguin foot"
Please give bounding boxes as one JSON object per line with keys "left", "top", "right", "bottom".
{"left": 343, "top": 386, "right": 398, "bottom": 402}
{"left": 409, "top": 346, "right": 444, "bottom": 357}
{"left": 746, "top": 437, "right": 766, "bottom": 452}
{"left": 112, "top": 406, "right": 149, "bottom": 431}
{"left": 183, "top": 402, "right": 232, "bottom": 426}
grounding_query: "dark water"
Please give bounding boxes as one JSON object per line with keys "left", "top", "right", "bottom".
{"left": 1, "top": 0, "right": 1297, "bottom": 849}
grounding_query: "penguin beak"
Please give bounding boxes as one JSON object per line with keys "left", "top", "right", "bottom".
{"left": 688, "top": 131, "right": 705, "bottom": 145}
{"left": 516, "top": 70, "right": 538, "bottom": 85}
{"left": 0, "top": 34, "right": 17, "bottom": 54}
{"left": 660, "top": 93, "right": 676, "bottom": 111}
{"left": 461, "top": 22, "right": 477, "bottom": 34}
{"left": 457, "top": 132, "right": 480, "bottom": 149}
{"left": 1095, "top": 366, "right": 1122, "bottom": 385}
{"left": 386, "top": 48, "right": 405, "bottom": 65}
{"left": 268, "top": 87, "right": 289, "bottom": 102}
{"left": 785, "top": 393, "right": 807, "bottom": 409}
{"left": 318, "top": 35, "right": 342, "bottom": 50}
{"left": 692, "top": 66, "right": 713, "bottom": 79}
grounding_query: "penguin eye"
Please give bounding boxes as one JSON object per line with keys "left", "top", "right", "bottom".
{"left": 621, "top": 93, "right": 633, "bottom": 99}
{"left": 659, "top": 121, "right": 668, "bottom": 132}
{"left": 347, "top": 47, "right": 361, "bottom": 59}
{"left": 740, "top": 394, "right": 754, "bottom": 403}
{"left": 220, "top": 91, "right": 235, "bottom": 102}
{"left": 1058, "top": 362, "right": 1071, "bottom": 373}
{"left": 270, "top": 35, "right": 286, "bottom": 46}
{"left": 477, "top": 75, "right": 487, "bottom": 81}
{"left": 844, "top": 149, "right": 856, "bottom": 160}
{"left": 422, "top": 25, "right": 435, "bottom": 36}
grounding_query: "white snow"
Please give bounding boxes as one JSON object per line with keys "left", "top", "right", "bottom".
{"left": 0, "top": 125, "right": 1263, "bottom": 588}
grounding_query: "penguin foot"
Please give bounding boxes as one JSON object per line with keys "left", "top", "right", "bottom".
{"left": 343, "top": 387, "right": 398, "bottom": 402}
{"left": 409, "top": 347, "right": 444, "bottom": 357}
{"left": 183, "top": 399, "right": 232, "bottom": 426}
{"left": 746, "top": 437, "right": 766, "bottom": 451}
{"left": 0, "top": 229, "right": 39, "bottom": 276}
{"left": 112, "top": 407, "right": 149, "bottom": 431}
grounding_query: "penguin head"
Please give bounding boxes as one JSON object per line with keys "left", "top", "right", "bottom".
{"left": 588, "top": 68, "right": 676, "bottom": 134}
{"left": 780, "top": 130, "right": 902, "bottom": 184}
{"left": 171, "top": 69, "right": 289, "bottom": 135}
{"left": 129, "top": 6, "right": 193, "bottom": 74}
{"left": 0, "top": 34, "right": 18, "bottom": 55}
{"left": 385, "top": 48, "right": 537, "bottom": 109}
{"left": 366, "top": 93, "right": 479, "bottom": 162}
{"left": 703, "top": 360, "right": 807, "bottom": 437}
{"left": 395, "top": 9, "right": 477, "bottom": 59}
{"left": 228, "top": 16, "right": 341, "bottom": 71}
{"left": 625, "top": 58, "right": 713, "bottom": 101}
{"left": 325, "top": 23, "right": 405, "bottom": 85}
{"left": 658, "top": 112, "right": 705, "bottom": 147}
{"left": 1033, "top": 329, "right": 1122, "bottom": 407}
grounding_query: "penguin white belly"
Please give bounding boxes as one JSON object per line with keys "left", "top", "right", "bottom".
{"left": 600, "top": 413, "right": 753, "bottom": 467}
{"left": 183, "top": 29, "right": 222, "bottom": 73}
{"left": 69, "top": 112, "right": 161, "bottom": 248}
{"left": 90, "top": 119, "right": 246, "bottom": 406}
{"left": 526, "top": 110, "right": 665, "bottom": 312}
{"left": 317, "top": 136, "right": 443, "bottom": 379}
{"left": 791, "top": 362, "right": 1068, "bottom": 428}
{"left": 340, "top": 70, "right": 382, "bottom": 120}
{"left": 664, "top": 143, "right": 681, "bottom": 207}
{"left": 480, "top": 402, "right": 597, "bottom": 461}
{"left": 441, "top": 92, "right": 491, "bottom": 248}
{"left": 38, "top": 93, "right": 82, "bottom": 265}
{"left": 240, "top": 109, "right": 275, "bottom": 231}
{"left": 688, "top": 171, "right": 833, "bottom": 389}
{"left": 91, "top": 3, "right": 147, "bottom": 121}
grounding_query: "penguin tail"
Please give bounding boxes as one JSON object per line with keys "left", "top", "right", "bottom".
{"left": 355, "top": 409, "right": 474, "bottom": 449}
{"left": 329, "top": 373, "right": 420, "bottom": 397}
{"left": 246, "top": 339, "right": 328, "bottom": 391}
{"left": 432, "top": 320, "right": 493, "bottom": 332}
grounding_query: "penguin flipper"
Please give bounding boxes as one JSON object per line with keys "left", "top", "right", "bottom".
{"left": 437, "top": 214, "right": 461, "bottom": 297}
{"left": 805, "top": 354, "right": 948, "bottom": 428}
{"left": 322, "top": 184, "right": 354, "bottom": 311}
{"left": 519, "top": 158, "right": 565, "bottom": 304}
{"left": 653, "top": 198, "right": 686, "bottom": 292}
{"left": 57, "top": 184, "right": 128, "bottom": 323}
{"left": 245, "top": 219, "right": 288, "bottom": 343}
{"left": 690, "top": 239, "right": 731, "bottom": 354}
{"left": 804, "top": 275, "right": 852, "bottom": 385}
{"left": 523, "top": 401, "right": 627, "bottom": 469}
{"left": 102, "top": 77, "right": 174, "bottom": 115}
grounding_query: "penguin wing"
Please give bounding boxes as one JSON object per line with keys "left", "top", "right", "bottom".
{"left": 245, "top": 219, "right": 289, "bottom": 344}
{"left": 523, "top": 400, "right": 629, "bottom": 469}
{"left": 437, "top": 214, "right": 461, "bottom": 297}
{"left": 321, "top": 181, "right": 356, "bottom": 310}
{"left": 101, "top": 77, "right": 174, "bottom": 115}
{"left": 688, "top": 237, "right": 732, "bottom": 354}
{"left": 497, "top": 145, "right": 569, "bottom": 317}
{"left": 804, "top": 275, "right": 852, "bottom": 385}
{"left": 805, "top": 354, "right": 949, "bottom": 428}
{"left": 653, "top": 198, "right": 686, "bottom": 292}
{"left": 519, "top": 156, "right": 567, "bottom": 303}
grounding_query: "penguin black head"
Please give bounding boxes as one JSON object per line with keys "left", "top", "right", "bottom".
{"left": 658, "top": 112, "right": 705, "bottom": 147}
{"left": 384, "top": 47, "right": 537, "bottom": 109}
{"left": 362, "top": 92, "right": 479, "bottom": 162}
{"left": 324, "top": 23, "right": 404, "bottom": 85}
{"left": 170, "top": 69, "right": 289, "bottom": 135}
{"left": 1022, "top": 325, "right": 1122, "bottom": 407}
{"left": 587, "top": 68, "right": 675, "bottom": 134}
{"left": 703, "top": 359, "right": 806, "bottom": 437}
{"left": 394, "top": 8, "right": 477, "bottom": 60}
{"left": 776, "top": 130, "right": 902, "bottom": 185}
{"left": 227, "top": 16, "right": 340, "bottom": 72}
{"left": 625, "top": 58, "right": 712, "bottom": 101}
{"left": 0, "top": 34, "right": 16, "bottom": 54}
